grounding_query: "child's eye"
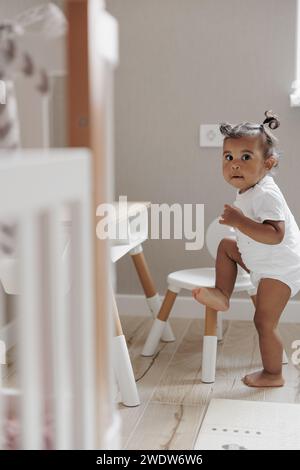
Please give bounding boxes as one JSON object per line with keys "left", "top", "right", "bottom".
{"left": 224, "top": 155, "right": 233, "bottom": 161}
{"left": 241, "top": 154, "right": 251, "bottom": 161}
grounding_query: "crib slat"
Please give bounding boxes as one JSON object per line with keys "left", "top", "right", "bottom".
{"left": 18, "top": 215, "right": 43, "bottom": 449}
{"left": 70, "top": 196, "right": 96, "bottom": 449}
{"left": 47, "top": 207, "right": 72, "bottom": 450}
{"left": 0, "top": 296, "right": 4, "bottom": 449}
{"left": 0, "top": 283, "right": 6, "bottom": 413}
{"left": 79, "top": 185, "right": 96, "bottom": 449}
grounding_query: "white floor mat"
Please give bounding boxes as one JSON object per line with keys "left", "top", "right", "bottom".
{"left": 194, "top": 399, "right": 300, "bottom": 450}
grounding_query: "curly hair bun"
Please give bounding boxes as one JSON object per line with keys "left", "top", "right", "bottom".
{"left": 219, "top": 123, "right": 233, "bottom": 136}
{"left": 262, "top": 110, "right": 280, "bottom": 130}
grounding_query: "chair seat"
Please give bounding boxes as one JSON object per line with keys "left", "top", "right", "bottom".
{"left": 167, "top": 267, "right": 254, "bottom": 293}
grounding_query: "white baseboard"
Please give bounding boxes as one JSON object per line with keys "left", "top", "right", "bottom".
{"left": 116, "top": 294, "right": 300, "bottom": 323}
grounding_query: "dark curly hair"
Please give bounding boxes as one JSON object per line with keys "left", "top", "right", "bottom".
{"left": 219, "top": 111, "right": 281, "bottom": 169}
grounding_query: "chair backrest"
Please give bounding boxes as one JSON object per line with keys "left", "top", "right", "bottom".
{"left": 0, "top": 149, "right": 97, "bottom": 450}
{"left": 206, "top": 217, "right": 236, "bottom": 260}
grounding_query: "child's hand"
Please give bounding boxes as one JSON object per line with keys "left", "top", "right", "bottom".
{"left": 219, "top": 204, "right": 244, "bottom": 228}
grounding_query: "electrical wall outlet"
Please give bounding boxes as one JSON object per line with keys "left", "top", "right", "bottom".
{"left": 200, "top": 124, "right": 223, "bottom": 147}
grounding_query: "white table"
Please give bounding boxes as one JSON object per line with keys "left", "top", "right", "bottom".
{"left": 109, "top": 202, "right": 174, "bottom": 407}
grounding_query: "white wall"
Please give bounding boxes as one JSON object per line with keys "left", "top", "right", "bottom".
{"left": 106, "top": 0, "right": 300, "bottom": 299}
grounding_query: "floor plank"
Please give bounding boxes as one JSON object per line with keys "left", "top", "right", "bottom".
{"left": 125, "top": 402, "right": 204, "bottom": 450}
{"left": 121, "top": 315, "right": 300, "bottom": 450}
{"left": 151, "top": 319, "right": 213, "bottom": 406}
{"left": 120, "top": 316, "right": 192, "bottom": 448}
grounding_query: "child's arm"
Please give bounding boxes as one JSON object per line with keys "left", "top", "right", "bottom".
{"left": 219, "top": 204, "right": 285, "bottom": 245}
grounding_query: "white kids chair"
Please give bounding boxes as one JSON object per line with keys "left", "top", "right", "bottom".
{"left": 142, "top": 217, "right": 288, "bottom": 383}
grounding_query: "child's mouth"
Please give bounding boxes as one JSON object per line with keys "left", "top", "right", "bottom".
{"left": 231, "top": 175, "right": 244, "bottom": 179}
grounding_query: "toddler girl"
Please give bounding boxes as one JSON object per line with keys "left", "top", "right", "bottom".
{"left": 193, "top": 111, "right": 300, "bottom": 388}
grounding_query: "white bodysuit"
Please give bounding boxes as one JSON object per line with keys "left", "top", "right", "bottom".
{"left": 233, "top": 173, "right": 300, "bottom": 297}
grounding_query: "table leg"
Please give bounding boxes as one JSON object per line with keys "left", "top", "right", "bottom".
{"left": 142, "top": 289, "right": 178, "bottom": 357}
{"left": 111, "top": 293, "right": 140, "bottom": 407}
{"left": 130, "top": 244, "right": 175, "bottom": 342}
{"left": 201, "top": 307, "right": 218, "bottom": 383}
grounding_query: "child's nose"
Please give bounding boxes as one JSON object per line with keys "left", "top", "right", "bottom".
{"left": 232, "top": 163, "right": 240, "bottom": 170}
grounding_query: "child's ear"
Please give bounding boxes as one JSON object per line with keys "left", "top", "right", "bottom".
{"left": 265, "top": 156, "right": 276, "bottom": 170}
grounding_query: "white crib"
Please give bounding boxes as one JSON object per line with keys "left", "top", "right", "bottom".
{"left": 0, "top": 0, "right": 121, "bottom": 450}
{"left": 0, "top": 149, "right": 112, "bottom": 450}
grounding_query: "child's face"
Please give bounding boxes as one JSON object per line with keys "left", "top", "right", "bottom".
{"left": 222, "top": 136, "right": 274, "bottom": 193}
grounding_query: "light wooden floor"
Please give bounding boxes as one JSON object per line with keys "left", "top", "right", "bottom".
{"left": 119, "top": 315, "right": 300, "bottom": 450}
{"left": 3, "top": 316, "right": 300, "bottom": 450}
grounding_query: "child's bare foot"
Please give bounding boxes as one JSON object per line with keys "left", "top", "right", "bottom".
{"left": 242, "top": 369, "right": 284, "bottom": 388}
{"left": 192, "top": 287, "right": 229, "bottom": 311}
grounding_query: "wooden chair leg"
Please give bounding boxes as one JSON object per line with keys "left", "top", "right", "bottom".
{"left": 217, "top": 314, "right": 223, "bottom": 341}
{"left": 111, "top": 294, "right": 140, "bottom": 407}
{"left": 201, "top": 306, "right": 218, "bottom": 383}
{"left": 142, "top": 289, "right": 178, "bottom": 357}
{"left": 130, "top": 246, "right": 175, "bottom": 342}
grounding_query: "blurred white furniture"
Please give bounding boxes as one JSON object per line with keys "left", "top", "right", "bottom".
{"left": 110, "top": 201, "right": 175, "bottom": 407}
{"left": 111, "top": 201, "right": 174, "bottom": 343}
{"left": 14, "top": 2, "right": 67, "bottom": 148}
{"left": 290, "top": 0, "right": 300, "bottom": 106}
{"left": 0, "top": 149, "right": 97, "bottom": 449}
{"left": 142, "top": 218, "right": 288, "bottom": 384}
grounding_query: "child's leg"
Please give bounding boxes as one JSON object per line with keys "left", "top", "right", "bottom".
{"left": 192, "top": 238, "right": 249, "bottom": 311}
{"left": 243, "top": 277, "right": 291, "bottom": 387}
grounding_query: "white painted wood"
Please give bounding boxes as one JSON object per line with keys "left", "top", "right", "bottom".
{"left": 113, "top": 335, "right": 140, "bottom": 407}
{"left": 18, "top": 214, "right": 43, "bottom": 449}
{"left": 97, "top": 10, "right": 119, "bottom": 66}
{"left": 201, "top": 336, "right": 218, "bottom": 383}
{"left": 47, "top": 207, "right": 71, "bottom": 450}
{"left": 111, "top": 235, "right": 148, "bottom": 263}
{"left": 110, "top": 203, "right": 150, "bottom": 262}
{"left": 290, "top": 0, "right": 300, "bottom": 106}
{"left": 167, "top": 267, "right": 253, "bottom": 293}
{"left": 0, "top": 149, "right": 91, "bottom": 214}
{"left": 69, "top": 197, "right": 96, "bottom": 449}
{"left": 296, "top": 0, "right": 300, "bottom": 81}
{"left": 0, "top": 150, "right": 98, "bottom": 449}
{"left": 0, "top": 281, "right": 6, "bottom": 450}
{"left": 142, "top": 319, "right": 167, "bottom": 357}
